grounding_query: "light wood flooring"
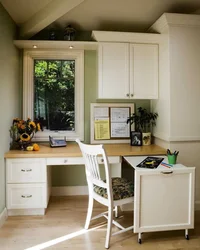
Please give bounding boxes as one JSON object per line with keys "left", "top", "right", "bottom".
{"left": 0, "top": 196, "right": 200, "bottom": 250}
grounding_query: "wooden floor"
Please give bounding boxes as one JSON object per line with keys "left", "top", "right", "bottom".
{"left": 0, "top": 196, "right": 200, "bottom": 250}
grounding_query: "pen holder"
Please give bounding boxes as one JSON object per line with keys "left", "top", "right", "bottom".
{"left": 167, "top": 154, "right": 177, "bottom": 164}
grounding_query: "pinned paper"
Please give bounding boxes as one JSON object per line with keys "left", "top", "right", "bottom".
{"left": 94, "top": 118, "right": 110, "bottom": 140}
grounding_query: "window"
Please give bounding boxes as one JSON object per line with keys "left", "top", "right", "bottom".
{"left": 23, "top": 49, "right": 84, "bottom": 141}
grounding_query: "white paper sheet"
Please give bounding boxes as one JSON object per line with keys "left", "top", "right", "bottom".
{"left": 111, "top": 122, "right": 130, "bottom": 138}
{"left": 94, "top": 107, "right": 109, "bottom": 118}
{"left": 110, "top": 107, "right": 130, "bottom": 122}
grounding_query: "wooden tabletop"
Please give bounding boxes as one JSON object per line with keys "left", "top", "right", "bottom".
{"left": 4, "top": 143, "right": 166, "bottom": 158}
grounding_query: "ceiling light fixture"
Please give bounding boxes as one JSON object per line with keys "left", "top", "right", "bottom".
{"left": 69, "top": 45, "right": 74, "bottom": 49}
{"left": 33, "top": 45, "right": 38, "bottom": 49}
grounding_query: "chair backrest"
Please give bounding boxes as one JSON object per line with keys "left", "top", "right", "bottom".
{"left": 76, "top": 139, "right": 112, "bottom": 199}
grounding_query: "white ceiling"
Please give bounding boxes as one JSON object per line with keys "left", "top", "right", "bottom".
{"left": 1, "top": 0, "right": 200, "bottom": 38}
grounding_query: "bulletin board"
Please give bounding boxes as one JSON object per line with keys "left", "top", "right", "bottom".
{"left": 90, "top": 103, "right": 135, "bottom": 144}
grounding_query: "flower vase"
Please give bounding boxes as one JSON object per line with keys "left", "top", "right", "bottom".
{"left": 142, "top": 132, "right": 151, "bottom": 146}
{"left": 18, "top": 140, "right": 32, "bottom": 150}
{"left": 19, "top": 132, "right": 35, "bottom": 150}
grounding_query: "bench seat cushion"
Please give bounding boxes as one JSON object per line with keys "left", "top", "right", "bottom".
{"left": 94, "top": 177, "right": 134, "bottom": 200}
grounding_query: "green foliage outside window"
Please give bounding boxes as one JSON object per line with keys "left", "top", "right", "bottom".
{"left": 34, "top": 59, "right": 75, "bottom": 131}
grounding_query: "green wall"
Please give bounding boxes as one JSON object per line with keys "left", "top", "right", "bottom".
{"left": 0, "top": 14, "right": 150, "bottom": 192}
{"left": 52, "top": 50, "right": 150, "bottom": 186}
{"left": 0, "top": 4, "right": 20, "bottom": 213}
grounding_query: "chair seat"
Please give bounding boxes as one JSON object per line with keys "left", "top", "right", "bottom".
{"left": 94, "top": 177, "right": 134, "bottom": 200}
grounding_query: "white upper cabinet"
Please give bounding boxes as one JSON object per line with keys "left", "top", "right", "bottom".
{"left": 130, "top": 44, "right": 158, "bottom": 99}
{"left": 98, "top": 42, "right": 129, "bottom": 99}
{"left": 98, "top": 42, "right": 159, "bottom": 99}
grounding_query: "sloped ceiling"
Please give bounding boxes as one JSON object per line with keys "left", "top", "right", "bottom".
{"left": 1, "top": 0, "right": 200, "bottom": 39}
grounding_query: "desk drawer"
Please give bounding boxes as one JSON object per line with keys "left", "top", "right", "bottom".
{"left": 6, "top": 158, "right": 46, "bottom": 183}
{"left": 6, "top": 183, "right": 47, "bottom": 209}
{"left": 46, "top": 157, "right": 84, "bottom": 165}
{"left": 98, "top": 156, "right": 120, "bottom": 164}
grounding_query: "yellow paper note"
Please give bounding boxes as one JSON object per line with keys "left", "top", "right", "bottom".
{"left": 94, "top": 119, "right": 110, "bottom": 140}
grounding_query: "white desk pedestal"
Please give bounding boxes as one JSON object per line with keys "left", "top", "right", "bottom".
{"left": 124, "top": 156, "right": 195, "bottom": 243}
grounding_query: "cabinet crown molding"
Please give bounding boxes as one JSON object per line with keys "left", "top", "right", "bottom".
{"left": 92, "top": 30, "right": 162, "bottom": 43}
{"left": 149, "top": 13, "right": 200, "bottom": 34}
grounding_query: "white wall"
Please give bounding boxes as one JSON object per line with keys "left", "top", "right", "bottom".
{"left": 152, "top": 14, "right": 200, "bottom": 208}
{"left": 169, "top": 26, "right": 200, "bottom": 140}
{"left": 152, "top": 34, "right": 171, "bottom": 141}
{"left": 154, "top": 137, "right": 200, "bottom": 209}
{"left": 0, "top": 4, "right": 20, "bottom": 214}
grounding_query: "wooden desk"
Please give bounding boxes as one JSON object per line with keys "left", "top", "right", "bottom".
{"left": 5, "top": 143, "right": 166, "bottom": 158}
{"left": 5, "top": 143, "right": 166, "bottom": 216}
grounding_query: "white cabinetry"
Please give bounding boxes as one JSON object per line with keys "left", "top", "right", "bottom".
{"left": 6, "top": 158, "right": 50, "bottom": 215}
{"left": 134, "top": 168, "right": 195, "bottom": 233}
{"left": 124, "top": 156, "right": 195, "bottom": 242}
{"left": 98, "top": 42, "right": 129, "bottom": 99}
{"left": 98, "top": 42, "right": 158, "bottom": 99}
{"left": 130, "top": 44, "right": 158, "bottom": 99}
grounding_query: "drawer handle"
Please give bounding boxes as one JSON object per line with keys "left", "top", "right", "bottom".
{"left": 21, "top": 169, "right": 32, "bottom": 172}
{"left": 101, "top": 159, "right": 104, "bottom": 163}
{"left": 21, "top": 195, "right": 32, "bottom": 198}
{"left": 161, "top": 171, "right": 173, "bottom": 174}
{"left": 64, "top": 159, "right": 68, "bottom": 163}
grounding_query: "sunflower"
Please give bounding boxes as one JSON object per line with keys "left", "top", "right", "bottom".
{"left": 29, "top": 121, "right": 36, "bottom": 129}
{"left": 37, "top": 123, "right": 41, "bottom": 131}
{"left": 20, "top": 124, "right": 26, "bottom": 130}
{"left": 20, "top": 133, "right": 31, "bottom": 141}
{"left": 10, "top": 117, "right": 42, "bottom": 149}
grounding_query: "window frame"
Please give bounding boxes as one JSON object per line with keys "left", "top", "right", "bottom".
{"left": 23, "top": 49, "right": 84, "bottom": 141}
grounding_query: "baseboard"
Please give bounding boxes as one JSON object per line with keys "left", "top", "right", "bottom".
{"left": 0, "top": 208, "right": 8, "bottom": 228}
{"left": 8, "top": 208, "right": 46, "bottom": 216}
{"left": 52, "top": 186, "right": 88, "bottom": 196}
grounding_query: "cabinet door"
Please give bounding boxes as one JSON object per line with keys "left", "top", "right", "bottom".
{"left": 98, "top": 42, "right": 129, "bottom": 99}
{"left": 130, "top": 44, "right": 158, "bottom": 99}
{"left": 134, "top": 167, "right": 195, "bottom": 233}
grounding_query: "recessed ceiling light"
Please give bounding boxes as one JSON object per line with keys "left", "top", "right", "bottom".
{"left": 69, "top": 45, "right": 74, "bottom": 49}
{"left": 33, "top": 45, "right": 37, "bottom": 49}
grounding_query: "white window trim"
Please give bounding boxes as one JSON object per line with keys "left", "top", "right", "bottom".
{"left": 23, "top": 49, "right": 84, "bottom": 141}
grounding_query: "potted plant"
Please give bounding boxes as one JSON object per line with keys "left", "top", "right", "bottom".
{"left": 127, "top": 107, "right": 158, "bottom": 145}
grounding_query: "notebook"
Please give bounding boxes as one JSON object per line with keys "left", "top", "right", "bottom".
{"left": 136, "top": 156, "right": 164, "bottom": 169}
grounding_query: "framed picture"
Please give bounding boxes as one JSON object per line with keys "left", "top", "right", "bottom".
{"left": 130, "top": 131, "right": 142, "bottom": 146}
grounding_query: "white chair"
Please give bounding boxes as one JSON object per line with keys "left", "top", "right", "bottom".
{"left": 76, "top": 139, "right": 134, "bottom": 249}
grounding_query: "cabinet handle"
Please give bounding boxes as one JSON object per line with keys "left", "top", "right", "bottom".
{"left": 64, "top": 159, "right": 68, "bottom": 163}
{"left": 21, "top": 195, "right": 32, "bottom": 198}
{"left": 101, "top": 159, "right": 104, "bottom": 163}
{"left": 161, "top": 171, "right": 173, "bottom": 174}
{"left": 126, "top": 93, "right": 129, "bottom": 97}
{"left": 131, "top": 94, "right": 134, "bottom": 97}
{"left": 21, "top": 169, "right": 32, "bottom": 172}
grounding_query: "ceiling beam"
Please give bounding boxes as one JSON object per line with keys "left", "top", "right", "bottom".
{"left": 19, "top": 0, "right": 85, "bottom": 39}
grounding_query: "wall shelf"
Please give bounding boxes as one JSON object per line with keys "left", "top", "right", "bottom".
{"left": 13, "top": 40, "right": 98, "bottom": 50}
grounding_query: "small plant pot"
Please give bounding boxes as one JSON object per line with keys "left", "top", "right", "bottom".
{"left": 142, "top": 132, "right": 151, "bottom": 146}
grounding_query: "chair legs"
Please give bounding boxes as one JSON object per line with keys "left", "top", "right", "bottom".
{"left": 105, "top": 205, "right": 113, "bottom": 249}
{"left": 114, "top": 206, "right": 118, "bottom": 218}
{"left": 85, "top": 194, "right": 94, "bottom": 229}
